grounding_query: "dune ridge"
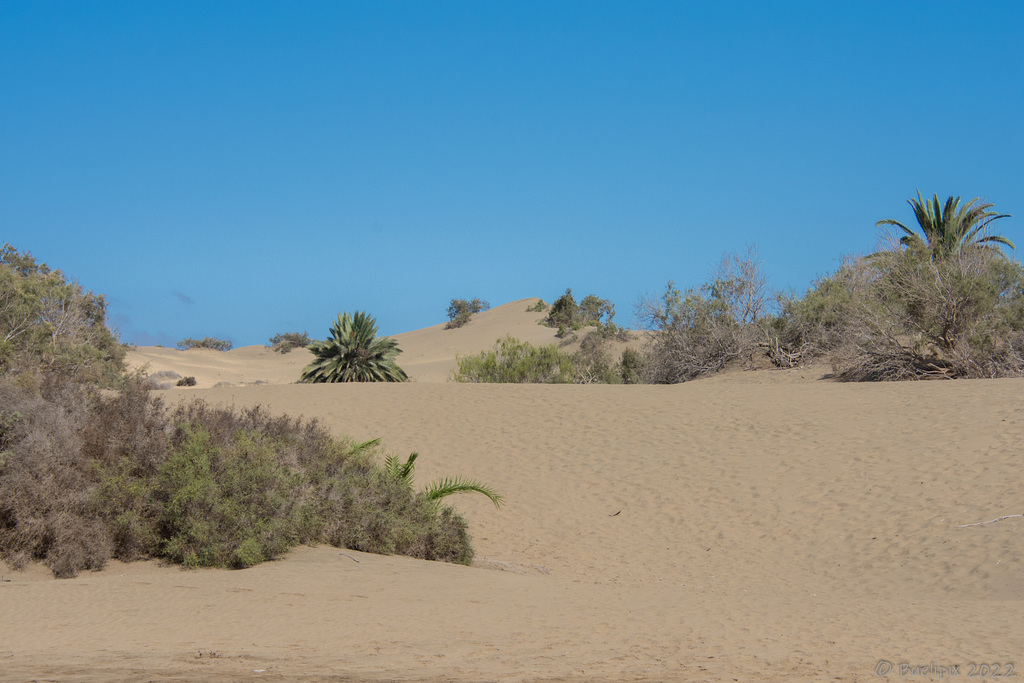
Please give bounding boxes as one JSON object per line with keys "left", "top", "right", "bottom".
{"left": 3, "top": 299, "right": 1021, "bottom": 682}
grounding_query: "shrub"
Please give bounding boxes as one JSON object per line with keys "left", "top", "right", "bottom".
{"left": 0, "top": 244, "right": 126, "bottom": 386}
{"left": 526, "top": 300, "right": 548, "bottom": 313}
{"left": 453, "top": 336, "right": 577, "bottom": 383}
{"left": 544, "top": 289, "right": 616, "bottom": 337}
{"left": 569, "top": 330, "right": 624, "bottom": 384}
{"left": 765, "top": 257, "right": 872, "bottom": 368}
{"left": 619, "top": 347, "right": 644, "bottom": 384}
{"left": 268, "top": 331, "right": 312, "bottom": 354}
{"left": 0, "top": 374, "right": 477, "bottom": 577}
{"left": 177, "top": 337, "right": 232, "bottom": 351}
{"left": 836, "top": 248, "right": 1024, "bottom": 380}
{"left": 637, "top": 246, "right": 774, "bottom": 383}
{"left": 445, "top": 298, "right": 491, "bottom": 330}
{"left": 765, "top": 240, "right": 1024, "bottom": 380}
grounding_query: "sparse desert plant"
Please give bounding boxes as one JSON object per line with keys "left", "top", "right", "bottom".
{"left": 765, "top": 256, "right": 873, "bottom": 367}
{"left": 453, "top": 335, "right": 576, "bottom": 383}
{"left": 569, "top": 330, "right": 623, "bottom": 384}
{"left": 638, "top": 246, "right": 772, "bottom": 382}
{"left": 526, "top": 299, "right": 548, "bottom": 312}
{"left": 445, "top": 298, "right": 490, "bottom": 329}
{"left": 177, "top": 337, "right": 232, "bottom": 351}
{"left": 269, "top": 331, "right": 312, "bottom": 354}
{"left": 300, "top": 312, "right": 408, "bottom": 383}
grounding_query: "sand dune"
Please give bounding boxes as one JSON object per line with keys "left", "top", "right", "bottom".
{"left": 3, "top": 299, "right": 1022, "bottom": 681}
{"left": 126, "top": 298, "right": 561, "bottom": 387}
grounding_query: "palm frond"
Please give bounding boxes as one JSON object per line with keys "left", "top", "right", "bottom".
{"left": 384, "top": 452, "right": 418, "bottom": 485}
{"left": 424, "top": 477, "right": 505, "bottom": 508}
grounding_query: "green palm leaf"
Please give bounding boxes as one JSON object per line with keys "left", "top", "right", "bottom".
{"left": 424, "top": 477, "right": 505, "bottom": 508}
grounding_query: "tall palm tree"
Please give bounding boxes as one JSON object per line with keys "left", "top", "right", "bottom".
{"left": 876, "top": 191, "right": 1014, "bottom": 259}
{"left": 300, "top": 311, "right": 408, "bottom": 383}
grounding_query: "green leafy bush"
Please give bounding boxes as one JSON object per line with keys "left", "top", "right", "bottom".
{"left": 268, "top": 331, "right": 312, "bottom": 354}
{"left": 0, "top": 244, "right": 125, "bottom": 386}
{"left": 176, "top": 337, "right": 233, "bottom": 351}
{"left": 544, "top": 289, "right": 616, "bottom": 337}
{"left": 453, "top": 336, "right": 577, "bottom": 383}
{"left": 445, "top": 298, "right": 490, "bottom": 329}
{"left": 619, "top": 347, "right": 644, "bottom": 384}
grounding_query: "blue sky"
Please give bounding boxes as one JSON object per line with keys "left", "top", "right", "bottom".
{"left": 2, "top": 1, "right": 1022, "bottom": 347}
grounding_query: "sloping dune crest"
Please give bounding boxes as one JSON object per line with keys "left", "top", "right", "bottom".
{"left": 3, "top": 299, "right": 1022, "bottom": 682}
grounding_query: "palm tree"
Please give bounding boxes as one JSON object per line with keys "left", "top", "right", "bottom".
{"left": 300, "top": 311, "right": 408, "bottom": 383}
{"left": 876, "top": 191, "right": 1014, "bottom": 259}
{"left": 385, "top": 452, "right": 504, "bottom": 508}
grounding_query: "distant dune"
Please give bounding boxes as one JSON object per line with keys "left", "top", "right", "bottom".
{"left": 125, "top": 297, "right": 563, "bottom": 387}
{"left": 4, "top": 298, "right": 1022, "bottom": 682}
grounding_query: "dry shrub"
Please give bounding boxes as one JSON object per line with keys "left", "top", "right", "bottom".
{"left": 0, "top": 374, "right": 108, "bottom": 576}
{"left": 638, "top": 246, "right": 772, "bottom": 383}
{"left": 836, "top": 247, "right": 1024, "bottom": 380}
{"left": 0, "top": 372, "right": 475, "bottom": 577}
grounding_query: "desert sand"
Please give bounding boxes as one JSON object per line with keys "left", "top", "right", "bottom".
{"left": 2, "top": 298, "right": 1021, "bottom": 682}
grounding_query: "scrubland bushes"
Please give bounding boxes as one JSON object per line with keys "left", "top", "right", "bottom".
{"left": 634, "top": 195, "right": 1022, "bottom": 382}
{"left": 0, "top": 245, "right": 480, "bottom": 577}
{"left": 543, "top": 288, "right": 618, "bottom": 338}
{"left": 177, "top": 337, "right": 232, "bottom": 351}
{"left": 0, "top": 375, "right": 473, "bottom": 577}
{"left": 268, "top": 331, "right": 311, "bottom": 353}
{"left": 452, "top": 335, "right": 634, "bottom": 384}
{"left": 638, "top": 247, "right": 772, "bottom": 382}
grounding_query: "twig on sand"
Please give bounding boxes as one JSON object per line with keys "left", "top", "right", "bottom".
{"left": 957, "top": 513, "right": 1024, "bottom": 528}
{"left": 339, "top": 553, "right": 360, "bottom": 562}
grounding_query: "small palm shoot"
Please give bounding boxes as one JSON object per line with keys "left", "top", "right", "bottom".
{"left": 385, "top": 452, "right": 504, "bottom": 508}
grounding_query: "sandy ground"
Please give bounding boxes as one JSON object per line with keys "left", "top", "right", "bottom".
{"left": 2, "top": 299, "right": 1022, "bottom": 682}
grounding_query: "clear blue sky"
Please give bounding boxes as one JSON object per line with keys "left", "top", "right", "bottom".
{"left": 3, "top": 1, "right": 1022, "bottom": 347}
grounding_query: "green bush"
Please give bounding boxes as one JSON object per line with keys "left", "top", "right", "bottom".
{"left": 177, "top": 337, "right": 232, "bottom": 351}
{"left": 0, "top": 244, "right": 125, "bottom": 386}
{"left": 268, "top": 331, "right": 312, "bottom": 354}
{"left": 544, "top": 289, "right": 616, "bottom": 337}
{"left": 619, "top": 347, "right": 644, "bottom": 384}
{"left": 453, "top": 336, "right": 577, "bottom": 383}
{"left": 445, "top": 298, "right": 490, "bottom": 329}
